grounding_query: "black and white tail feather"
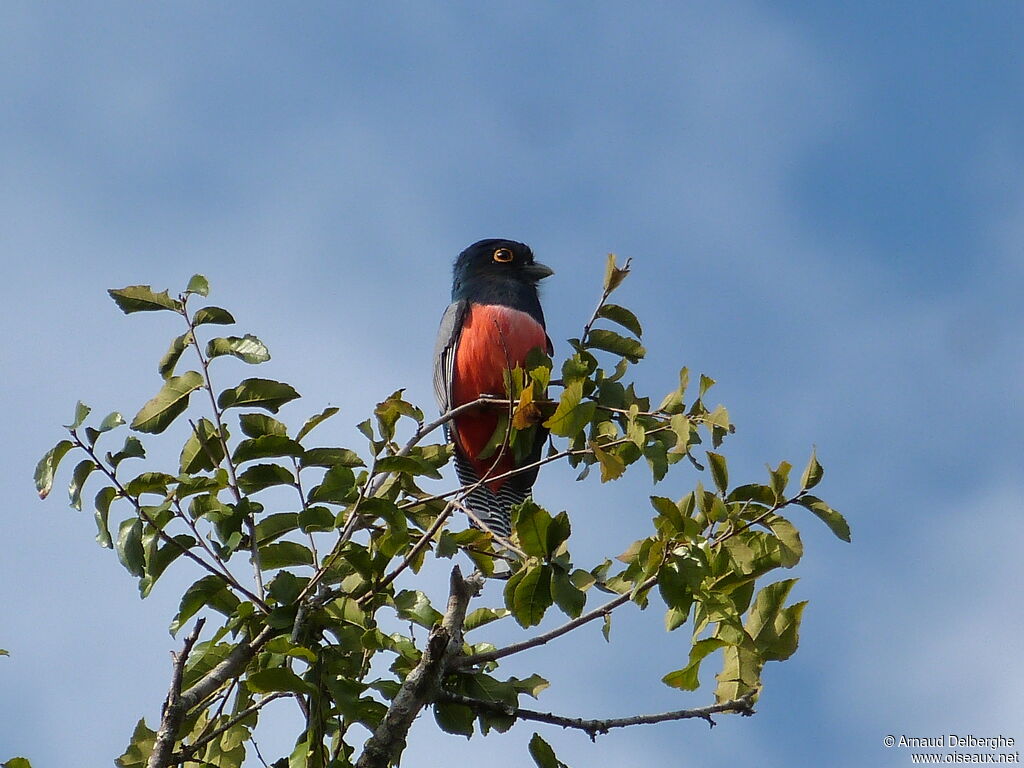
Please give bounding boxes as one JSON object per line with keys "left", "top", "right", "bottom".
{"left": 451, "top": 436, "right": 526, "bottom": 540}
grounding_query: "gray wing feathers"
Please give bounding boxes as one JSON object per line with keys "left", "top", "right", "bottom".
{"left": 433, "top": 301, "right": 466, "bottom": 415}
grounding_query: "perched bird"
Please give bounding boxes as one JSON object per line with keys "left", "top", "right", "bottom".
{"left": 433, "top": 238, "right": 554, "bottom": 539}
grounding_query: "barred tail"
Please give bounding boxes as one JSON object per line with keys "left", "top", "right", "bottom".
{"left": 453, "top": 451, "right": 527, "bottom": 540}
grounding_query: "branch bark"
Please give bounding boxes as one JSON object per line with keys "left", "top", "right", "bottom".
{"left": 434, "top": 689, "right": 754, "bottom": 741}
{"left": 355, "top": 566, "right": 482, "bottom": 768}
{"left": 147, "top": 622, "right": 276, "bottom": 768}
{"left": 148, "top": 618, "right": 206, "bottom": 768}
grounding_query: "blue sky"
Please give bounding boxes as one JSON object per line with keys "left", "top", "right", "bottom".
{"left": 2, "top": 2, "right": 1022, "bottom": 766}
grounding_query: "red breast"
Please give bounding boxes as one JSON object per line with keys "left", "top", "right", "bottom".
{"left": 451, "top": 304, "right": 548, "bottom": 491}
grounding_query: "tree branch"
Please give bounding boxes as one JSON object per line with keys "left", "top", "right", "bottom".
{"left": 174, "top": 692, "right": 289, "bottom": 761}
{"left": 355, "top": 566, "right": 482, "bottom": 768}
{"left": 356, "top": 500, "right": 456, "bottom": 605}
{"left": 434, "top": 689, "right": 754, "bottom": 741}
{"left": 147, "top": 621, "right": 278, "bottom": 767}
{"left": 148, "top": 618, "right": 206, "bottom": 768}
{"left": 72, "top": 432, "right": 269, "bottom": 612}
{"left": 453, "top": 575, "right": 655, "bottom": 669}
{"left": 181, "top": 299, "right": 265, "bottom": 597}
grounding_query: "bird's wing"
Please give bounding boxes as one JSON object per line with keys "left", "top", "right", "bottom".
{"left": 433, "top": 300, "right": 468, "bottom": 415}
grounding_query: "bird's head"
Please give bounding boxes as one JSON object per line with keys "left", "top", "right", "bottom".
{"left": 451, "top": 239, "right": 554, "bottom": 303}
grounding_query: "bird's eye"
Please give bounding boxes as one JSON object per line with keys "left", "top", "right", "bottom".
{"left": 492, "top": 247, "right": 514, "bottom": 263}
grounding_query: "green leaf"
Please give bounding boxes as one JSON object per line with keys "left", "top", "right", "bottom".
{"left": 307, "top": 465, "right": 355, "bottom": 504}
{"left": 657, "top": 563, "right": 693, "bottom": 614}
{"left": 375, "top": 454, "right": 442, "bottom": 479}
{"left": 206, "top": 334, "right": 271, "bottom": 364}
{"left": 764, "top": 600, "right": 807, "bottom": 661}
{"left": 295, "top": 406, "right": 340, "bottom": 442}
{"left": 170, "top": 575, "right": 240, "bottom": 636}
{"left": 300, "top": 447, "right": 365, "bottom": 468}
{"left": 662, "top": 637, "right": 727, "bottom": 691}
{"left": 596, "top": 303, "right": 642, "bottom": 337}
{"left": 768, "top": 516, "right": 803, "bottom": 567}
{"left": 65, "top": 400, "right": 91, "bottom": 429}
{"left": 3, "top": 758, "right": 33, "bottom": 768}
{"left": 513, "top": 501, "right": 551, "bottom": 559}
{"left": 433, "top": 701, "right": 475, "bottom": 737}
{"left": 505, "top": 564, "right": 553, "bottom": 628}
{"left": 247, "top": 668, "right": 313, "bottom": 695}
{"left": 463, "top": 607, "right": 511, "bottom": 632}
{"left": 769, "top": 460, "right": 792, "bottom": 501}
{"left": 727, "top": 483, "right": 776, "bottom": 505}
{"left": 237, "top": 464, "right": 294, "bottom": 494}
{"left": 552, "top": 568, "right": 586, "bottom": 618}
{"left": 542, "top": 380, "right": 596, "bottom": 438}
{"left": 797, "top": 495, "right": 851, "bottom": 542}
{"left": 186, "top": 274, "right": 210, "bottom": 296}
{"left": 124, "top": 471, "right": 175, "bottom": 497}
{"left": 259, "top": 541, "right": 314, "bottom": 570}
{"left": 238, "top": 413, "right": 287, "bottom": 438}
{"left": 585, "top": 328, "right": 645, "bottom": 363}
{"left": 232, "top": 436, "right": 304, "bottom": 464}
{"left": 591, "top": 441, "right": 625, "bottom": 482}
{"left": 602, "top": 252, "right": 630, "bottom": 294}
{"left": 97, "top": 411, "right": 126, "bottom": 433}
{"left": 158, "top": 331, "right": 193, "bottom": 380}
{"left": 255, "top": 512, "right": 299, "bottom": 544}
{"left": 699, "top": 373, "right": 716, "bottom": 398}
{"left": 108, "top": 435, "right": 146, "bottom": 469}
{"left": 179, "top": 418, "right": 225, "bottom": 475}
{"left": 175, "top": 472, "right": 227, "bottom": 499}
{"left": 395, "top": 590, "right": 443, "bottom": 628}
{"left": 116, "top": 518, "right": 145, "bottom": 577}
{"left": 707, "top": 451, "right": 728, "bottom": 494}
{"left": 35, "top": 439, "right": 75, "bottom": 499}
{"left": 528, "top": 732, "right": 569, "bottom": 768}
{"left": 800, "top": 447, "right": 824, "bottom": 491}
{"left": 217, "top": 378, "right": 300, "bottom": 413}
{"left": 108, "top": 285, "right": 181, "bottom": 314}
{"left": 130, "top": 371, "right": 204, "bottom": 434}
{"left": 115, "top": 718, "right": 157, "bottom": 767}
{"left": 746, "top": 579, "right": 795, "bottom": 648}
{"left": 192, "top": 306, "right": 236, "bottom": 326}
{"left": 68, "top": 459, "right": 97, "bottom": 510}
{"left": 140, "top": 535, "right": 196, "bottom": 598}
{"left": 94, "top": 486, "right": 117, "bottom": 548}
{"left": 297, "top": 505, "right": 334, "bottom": 533}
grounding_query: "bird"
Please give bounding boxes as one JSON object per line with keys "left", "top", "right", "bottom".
{"left": 433, "top": 238, "right": 554, "bottom": 540}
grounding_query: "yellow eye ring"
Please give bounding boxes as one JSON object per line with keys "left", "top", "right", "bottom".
{"left": 493, "top": 247, "right": 514, "bottom": 263}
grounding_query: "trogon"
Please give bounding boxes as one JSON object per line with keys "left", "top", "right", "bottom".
{"left": 433, "top": 238, "right": 554, "bottom": 539}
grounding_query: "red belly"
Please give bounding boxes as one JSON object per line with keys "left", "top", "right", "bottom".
{"left": 452, "top": 304, "right": 547, "bottom": 490}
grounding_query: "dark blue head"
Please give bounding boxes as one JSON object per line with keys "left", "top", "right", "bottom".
{"left": 451, "top": 238, "right": 554, "bottom": 324}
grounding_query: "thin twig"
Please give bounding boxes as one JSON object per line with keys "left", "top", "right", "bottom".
{"left": 455, "top": 492, "right": 805, "bottom": 670}
{"left": 181, "top": 297, "right": 265, "bottom": 596}
{"left": 435, "top": 689, "right": 754, "bottom": 741}
{"left": 174, "top": 692, "right": 289, "bottom": 761}
{"left": 291, "top": 456, "right": 319, "bottom": 562}
{"left": 357, "top": 501, "right": 456, "bottom": 604}
{"left": 72, "top": 432, "right": 268, "bottom": 611}
{"left": 580, "top": 256, "right": 632, "bottom": 346}
{"left": 450, "top": 499, "right": 526, "bottom": 559}
{"left": 452, "top": 576, "right": 650, "bottom": 669}
{"left": 148, "top": 618, "right": 206, "bottom": 768}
